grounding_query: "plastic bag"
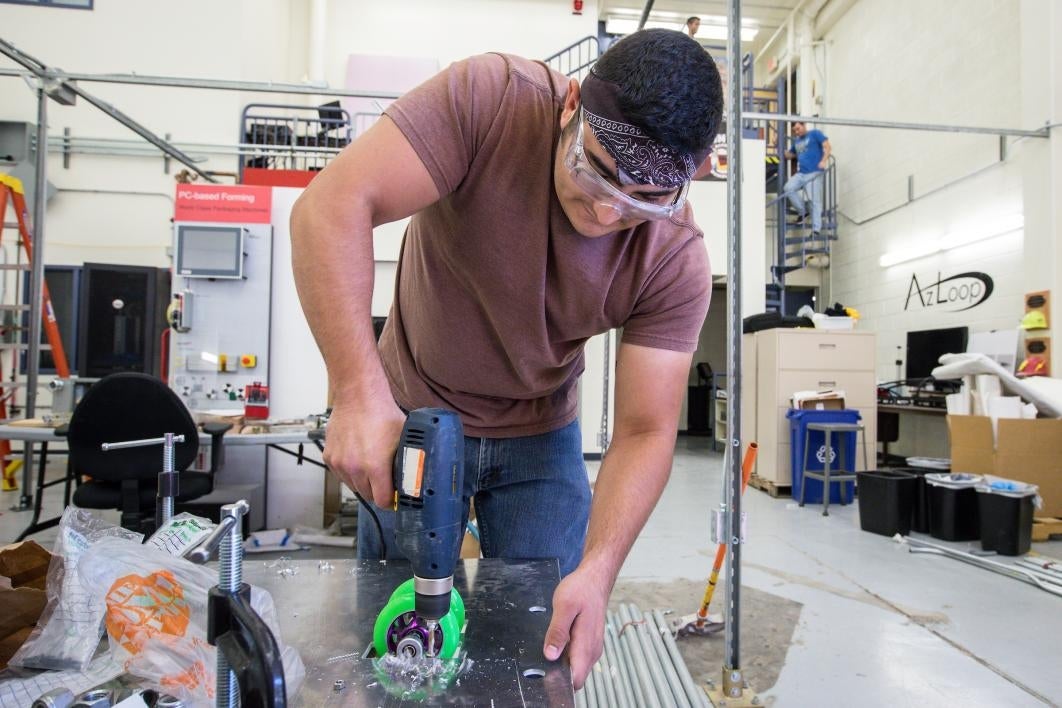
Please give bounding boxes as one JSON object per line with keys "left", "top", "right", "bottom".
{"left": 8, "top": 507, "right": 142, "bottom": 671}
{"left": 77, "top": 535, "right": 305, "bottom": 706}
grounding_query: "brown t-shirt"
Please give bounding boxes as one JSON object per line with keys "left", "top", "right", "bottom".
{"left": 380, "top": 53, "right": 711, "bottom": 437}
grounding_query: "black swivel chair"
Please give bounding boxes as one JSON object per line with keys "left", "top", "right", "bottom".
{"left": 69, "top": 372, "right": 231, "bottom": 534}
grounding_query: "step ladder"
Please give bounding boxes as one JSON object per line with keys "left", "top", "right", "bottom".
{"left": 0, "top": 174, "right": 72, "bottom": 491}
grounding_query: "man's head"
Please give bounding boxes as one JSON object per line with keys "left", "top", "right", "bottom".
{"left": 792, "top": 121, "right": 807, "bottom": 137}
{"left": 553, "top": 29, "right": 724, "bottom": 237}
{"left": 686, "top": 16, "right": 700, "bottom": 36}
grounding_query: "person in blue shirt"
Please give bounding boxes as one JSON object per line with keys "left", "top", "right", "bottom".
{"left": 784, "top": 121, "right": 832, "bottom": 235}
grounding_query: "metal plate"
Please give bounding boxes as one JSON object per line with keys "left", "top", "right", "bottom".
{"left": 245, "top": 558, "right": 575, "bottom": 707}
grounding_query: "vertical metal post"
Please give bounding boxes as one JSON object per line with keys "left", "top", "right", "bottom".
{"left": 599, "top": 330, "right": 611, "bottom": 454}
{"left": 19, "top": 85, "right": 48, "bottom": 511}
{"left": 722, "top": 0, "right": 745, "bottom": 699}
{"left": 775, "top": 76, "right": 788, "bottom": 313}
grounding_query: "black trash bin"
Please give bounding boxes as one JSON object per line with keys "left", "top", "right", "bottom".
{"left": 977, "top": 477, "right": 1039, "bottom": 556}
{"left": 857, "top": 470, "right": 917, "bottom": 536}
{"left": 896, "top": 468, "right": 932, "bottom": 533}
{"left": 904, "top": 458, "right": 950, "bottom": 534}
{"left": 925, "top": 473, "right": 982, "bottom": 542}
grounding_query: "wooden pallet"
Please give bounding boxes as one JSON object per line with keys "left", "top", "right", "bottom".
{"left": 1032, "top": 517, "right": 1062, "bottom": 542}
{"left": 749, "top": 472, "right": 791, "bottom": 499}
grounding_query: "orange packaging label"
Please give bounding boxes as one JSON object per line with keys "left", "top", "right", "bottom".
{"left": 105, "top": 570, "right": 191, "bottom": 655}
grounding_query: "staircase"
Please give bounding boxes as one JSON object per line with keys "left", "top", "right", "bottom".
{"left": 740, "top": 58, "right": 840, "bottom": 315}
{"left": 764, "top": 156, "right": 839, "bottom": 313}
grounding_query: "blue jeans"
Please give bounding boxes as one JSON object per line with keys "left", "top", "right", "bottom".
{"left": 784, "top": 170, "right": 824, "bottom": 232}
{"left": 357, "top": 419, "right": 591, "bottom": 577}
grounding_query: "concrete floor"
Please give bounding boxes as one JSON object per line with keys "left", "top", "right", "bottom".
{"left": 4, "top": 437, "right": 1062, "bottom": 706}
{"left": 606, "top": 436, "right": 1062, "bottom": 707}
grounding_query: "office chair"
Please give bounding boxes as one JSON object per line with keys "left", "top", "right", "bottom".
{"left": 68, "top": 372, "right": 231, "bottom": 534}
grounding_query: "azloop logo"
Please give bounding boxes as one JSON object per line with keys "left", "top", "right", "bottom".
{"left": 904, "top": 271, "right": 994, "bottom": 312}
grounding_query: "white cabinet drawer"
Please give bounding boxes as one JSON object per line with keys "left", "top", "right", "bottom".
{"left": 774, "top": 331, "right": 876, "bottom": 372}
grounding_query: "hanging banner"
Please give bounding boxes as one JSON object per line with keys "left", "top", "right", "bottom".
{"left": 174, "top": 184, "right": 272, "bottom": 223}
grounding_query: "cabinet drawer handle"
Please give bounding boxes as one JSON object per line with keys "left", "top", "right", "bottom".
{"left": 818, "top": 343, "right": 838, "bottom": 349}
{"left": 818, "top": 381, "right": 837, "bottom": 388}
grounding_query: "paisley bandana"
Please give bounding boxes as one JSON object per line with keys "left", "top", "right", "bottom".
{"left": 580, "top": 70, "right": 709, "bottom": 189}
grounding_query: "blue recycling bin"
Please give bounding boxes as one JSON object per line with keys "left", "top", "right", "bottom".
{"left": 786, "top": 409, "right": 861, "bottom": 504}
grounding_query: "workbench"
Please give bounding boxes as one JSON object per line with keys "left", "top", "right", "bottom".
{"left": 245, "top": 557, "right": 575, "bottom": 707}
{"left": 0, "top": 422, "right": 319, "bottom": 540}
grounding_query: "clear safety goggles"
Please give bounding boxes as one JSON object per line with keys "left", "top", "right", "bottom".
{"left": 563, "top": 108, "right": 690, "bottom": 222}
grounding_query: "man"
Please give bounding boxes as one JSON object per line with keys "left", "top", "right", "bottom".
{"left": 685, "top": 15, "right": 700, "bottom": 37}
{"left": 290, "top": 29, "right": 723, "bottom": 689}
{"left": 784, "top": 120, "right": 831, "bottom": 236}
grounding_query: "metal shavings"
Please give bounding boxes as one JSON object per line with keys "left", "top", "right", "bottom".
{"left": 318, "top": 561, "right": 335, "bottom": 573}
{"left": 275, "top": 557, "right": 299, "bottom": 578}
{"left": 326, "top": 651, "right": 360, "bottom": 664}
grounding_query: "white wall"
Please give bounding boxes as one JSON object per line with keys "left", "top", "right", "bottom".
{"left": 323, "top": 0, "right": 599, "bottom": 91}
{"left": 0, "top": 0, "right": 597, "bottom": 272}
{"left": 821, "top": 0, "right": 1037, "bottom": 380}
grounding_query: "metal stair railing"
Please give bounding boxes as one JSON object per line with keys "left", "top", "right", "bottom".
{"left": 544, "top": 35, "right": 600, "bottom": 80}
{"left": 238, "top": 103, "right": 353, "bottom": 180}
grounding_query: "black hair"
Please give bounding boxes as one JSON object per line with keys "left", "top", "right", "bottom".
{"left": 686, "top": 16, "right": 700, "bottom": 25}
{"left": 591, "top": 28, "right": 723, "bottom": 156}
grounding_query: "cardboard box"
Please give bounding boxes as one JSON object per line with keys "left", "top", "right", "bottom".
{"left": 948, "top": 415, "right": 1062, "bottom": 517}
{"left": 793, "top": 390, "right": 846, "bottom": 411}
{"left": 0, "top": 540, "right": 54, "bottom": 669}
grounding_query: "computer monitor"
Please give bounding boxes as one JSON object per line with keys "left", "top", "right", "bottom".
{"left": 906, "top": 326, "right": 969, "bottom": 380}
{"left": 175, "top": 225, "right": 244, "bottom": 279}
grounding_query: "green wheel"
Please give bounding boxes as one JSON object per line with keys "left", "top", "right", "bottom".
{"left": 373, "top": 578, "right": 466, "bottom": 659}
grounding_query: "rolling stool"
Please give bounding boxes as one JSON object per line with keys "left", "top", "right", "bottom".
{"left": 800, "top": 422, "right": 869, "bottom": 516}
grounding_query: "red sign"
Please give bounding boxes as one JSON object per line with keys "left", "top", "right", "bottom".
{"left": 174, "top": 184, "right": 272, "bottom": 224}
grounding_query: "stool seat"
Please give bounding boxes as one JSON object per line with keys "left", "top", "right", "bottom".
{"left": 807, "top": 422, "right": 864, "bottom": 433}
{"left": 799, "top": 421, "right": 869, "bottom": 516}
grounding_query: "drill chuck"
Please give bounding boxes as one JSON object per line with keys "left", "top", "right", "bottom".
{"left": 414, "top": 575, "right": 454, "bottom": 620}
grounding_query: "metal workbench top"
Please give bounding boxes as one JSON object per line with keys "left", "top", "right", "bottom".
{"left": 245, "top": 557, "right": 575, "bottom": 707}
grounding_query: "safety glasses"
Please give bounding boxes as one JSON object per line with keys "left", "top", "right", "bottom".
{"left": 563, "top": 108, "right": 689, "bottom": 222}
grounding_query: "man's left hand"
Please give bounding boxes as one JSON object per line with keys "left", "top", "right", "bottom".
{"left": 542, "top": 564, "right": 611, "bottom": 689}
{"left": 818, "top": 159, "right": 827, "bottom": 170}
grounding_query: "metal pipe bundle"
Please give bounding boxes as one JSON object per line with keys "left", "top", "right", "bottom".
{"left": 651, "top": 609, "right": 710, "bottom": 708}
{"left": 579, "top": 606, "right": 710, "bottom": 708}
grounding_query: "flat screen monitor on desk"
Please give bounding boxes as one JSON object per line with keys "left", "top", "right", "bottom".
{"left": 906, "top": 326, "right": 969, "bottom": 380}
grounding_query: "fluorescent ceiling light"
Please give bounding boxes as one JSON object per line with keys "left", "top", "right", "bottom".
{"left": 604, "top": 14, "right": 758, "bottom": 41}
{"left": 698, "top": 25, "right": 760, "bottom": 42}
{"left": 878, "top": 213, "right": 1024, "bottom": 267}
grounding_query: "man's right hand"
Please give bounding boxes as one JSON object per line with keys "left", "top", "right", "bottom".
{"left": 323, "top": 397, "right": 407, "bottom": 508}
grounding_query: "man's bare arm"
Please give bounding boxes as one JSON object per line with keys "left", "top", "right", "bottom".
{"left": 290, "top": 116, "right": 440, "bottom": 505}
{"left": 543, "top": 342, "right": 693, "bottom": 687}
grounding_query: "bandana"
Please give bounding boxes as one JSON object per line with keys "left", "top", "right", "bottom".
{"left": 580, "top": 70, "right": 709, "bottom": 189}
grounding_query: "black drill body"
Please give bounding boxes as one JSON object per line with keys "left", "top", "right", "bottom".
{"left": 393, "top": 408, "right": 465, "bottom": 621}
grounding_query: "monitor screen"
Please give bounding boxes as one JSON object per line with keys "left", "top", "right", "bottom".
{"left": 906, "top": 326, "right": 969, "bottom": 380}
{"left": 176, "top": 226, "right": 243, "bottom": 279}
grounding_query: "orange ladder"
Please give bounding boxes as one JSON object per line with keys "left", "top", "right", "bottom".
{"left": 0, "top": 174, "right": 71, "bottom": 491}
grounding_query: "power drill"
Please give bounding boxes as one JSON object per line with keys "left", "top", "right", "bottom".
{"left": 373, "top": 408, "right": 467, "bottom": 660}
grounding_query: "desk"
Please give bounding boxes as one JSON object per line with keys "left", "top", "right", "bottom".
{"left": 0, "top": 423, "right": 320, "bottom": 540}
{"left": 876, "top": 404, "right": 948, "bottom": 463}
